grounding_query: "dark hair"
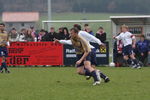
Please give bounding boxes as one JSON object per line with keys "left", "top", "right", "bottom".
{"left": 70, "top": 28, "right": 79, "bottom": 33}
{"left": 63, "top": 27, "right": 69, "bottom": 34}
{"left": 141, "top": 35, "right": 145, "bottom": 38}
{"left": 74, "top": 24, "right": 81, "bottom": 30}
{"left": 11, "top": 28, "right": 16, "bottom": 31}
{"left": 0, "top": 23, "right": 5, "bottom": 27}
{"left": 84, "top": 24, "right": 89, "bottom": 27}
{"left": 40, "top": 29, "right": 46, "bottom": 32}
{"left": 30, "top": 25, "right": 34, "bottom": 29}
{"left": 99, "top": 27, "right": 103, "bottom": 30}
{"left": 21, "top": 28, "right": 26, "bottom": 32}
{"left": 50, "top": 27, "right": 55, "bottom": 29}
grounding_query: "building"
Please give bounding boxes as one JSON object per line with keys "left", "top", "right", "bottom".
{"left": 2, "top": 12, "right": 39, "bottom": 31}
{"left": 110, "top": 15, "right": 150, "bottom": 40}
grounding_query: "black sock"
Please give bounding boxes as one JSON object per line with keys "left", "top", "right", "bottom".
{"left": 91, "top": 70, "right": 99, "bottom": 82}
{"left": 132, "top": 59, "right": 139, "bottom": 65}
{"left": 127, "top": 59, "right": 132, "bottom": 65}
{"left": 0, "top": 62, "right": 5, "bottom": 71}
{"left": 0, "top": 66, "right": 3, "bottom": 71}
{"left": 99, "top": 71, "right": 107, "bottom": 79}
{"left": 84, "top": 68, "right": 92, "bottom": 76}
{"left": 2, "top": 62, "right": 8, "bottom": 71}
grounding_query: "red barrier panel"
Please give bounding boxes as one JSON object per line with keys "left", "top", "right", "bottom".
{"left": 5, "top": 42, "right": 63, "bottom": 65}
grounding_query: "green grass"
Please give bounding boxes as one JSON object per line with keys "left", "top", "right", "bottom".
{"left": 0, "top": 67, "right": 149, "bottom": 100}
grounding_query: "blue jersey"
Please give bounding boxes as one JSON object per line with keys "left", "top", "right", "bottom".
{"left": 136, "top": 40, "right": 149, "bottom": 53}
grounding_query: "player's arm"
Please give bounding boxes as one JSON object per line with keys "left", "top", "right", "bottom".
{"left": 128, "top": 33, "right": 136, "bottom": 48}
{"left": 54, "top": 39, "right": 72, "bottom": 45}
{"left": 6, "top": 32, "right": 10, "bottom": 46}
{"left": 131, "top": 35, "right": 136, "bottom": 48}
{"left": 113, "top": 34, "right": 121, "bottom": 40}
{"left": 76, "top": 39, "right": 91, "bottom": 65}
{"left": 79, "top": 31, "right": 103, "bottom": 45}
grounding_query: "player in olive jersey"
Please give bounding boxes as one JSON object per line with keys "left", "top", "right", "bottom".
{"left": 0, "top": 23, "right": 10, "bottom": 73}
{"left": 55, "top": 28, "right": 101, "bottom": 86}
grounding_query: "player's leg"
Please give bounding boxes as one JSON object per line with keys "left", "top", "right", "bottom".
{"left": 84, "top": 61, "right": 101, "bottom": 85}
{"left": 130, "top": 54, "right": 141, "bottom": 69}
{"left": 76, "top": 66, "right": 85, "bottom": 75}
{"left": 0, "top": 48, "right": 4, "bottom": 73}
{"left": 86, "top": 48, "right": 110, "bottom": 82}
{"left": 148, "top": 51, "right": 150, "bottom": 65}
{"left": 1, "top": 56, "right": 10, "bottom": 73}
{"left": 1, "top": 47, "right": 10, "bottom": 73}
{"left": 124, "top": 55, "right": 130, "bottom": 64}
{"left": 98, "top": 70, "right": 110, "bottom": 83}
{"left": 76, "top": 53, "right": 100, "bottom": 85}
{"left": 85, "top": 48, "right": 96, "bottom": 80}
{"left": 123, "top": 45, "right": 135, "bottom": 67}
{"left": 90, "top": 48, "right": 97, "bottom": 69}
{"left": 87, "top": 65, "right": 110, "bottom": 83}
{"left": 76, "top": 61, "right": 101, "bottom": 85}
{"left": 77, "top": 60, "right": 101, "bottom": 82}
{"left": 0, "top": 61, "right": 4, "bottom": 73}
{"left": 92, "top": 48, "right": 110, "bottom": 82}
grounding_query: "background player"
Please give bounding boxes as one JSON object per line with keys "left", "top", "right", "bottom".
{"left": 113, "top": 25, "right": 141, "bottom": 69}
{"left": 0, "top": 23, "right": 10, "bottom": 73}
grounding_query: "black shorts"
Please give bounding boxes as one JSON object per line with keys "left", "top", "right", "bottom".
{"left": 0, "top": 47, "right": 8, "bottom": 57}
{"left": 90, "top": 48, "right": 97, "bottom": 66}
{"left": 123, "top": 45, "right": 133, "bottom": 56}
{"left": 76, "top": 53, "right": 91, "bottom": 67}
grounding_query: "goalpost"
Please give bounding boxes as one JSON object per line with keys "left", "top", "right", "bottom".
{"left": 42, "top": 20, "right": 113, "bottom": 64}
{"left": 42, "top": 20, "right": 111, "bottom": 29}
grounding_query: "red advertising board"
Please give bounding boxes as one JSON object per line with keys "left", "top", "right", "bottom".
{"left": 5, "top": 42, "right": 63, "bottom": 65}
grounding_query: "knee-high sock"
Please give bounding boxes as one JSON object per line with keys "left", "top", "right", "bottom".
{"left": 84, "top": 68, "right": 92, "bottom": 76}
{"left": 0, "top": 65, "right": 4, "bottom": 71}
{"left": 132, "top": 59, "right": 139, "bottom": 65}
{"left": 2, "top": 62, "right": 8, "bottom": 71}
{"left": 127, "top": 59, "right": 132, "bottom": 65}
{"left": 99, "top": 71, "right": 107, "bottom": 79}
{"left": 91, "top": 70, "right": 99, "bottom": 82}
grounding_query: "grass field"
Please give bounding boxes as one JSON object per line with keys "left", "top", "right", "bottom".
{"left": 0, "top": 67, "right": 149, "bottom": 100}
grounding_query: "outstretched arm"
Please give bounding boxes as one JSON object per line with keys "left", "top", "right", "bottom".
{"left": 79, "top": 31, "right": 103, "bottom": 45}
{"left": 54, "top": 39, "right": 72, "bottom": 45}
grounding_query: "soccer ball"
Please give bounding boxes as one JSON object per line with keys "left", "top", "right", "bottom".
{"left": 109, "top": 62, "right": 115, "bottom": 67}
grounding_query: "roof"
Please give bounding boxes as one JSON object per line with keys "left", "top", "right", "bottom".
{"left": 42, "top": 20, "right": 111, "bottom": 23}
{"left": 2, "top": 12, "right": 39, "bottom": 22}
{"left": 110, "top": 15, "right": 150, "bottom": 19}
{"left": 110, "top": 15, "right": 150, "bottom": 25}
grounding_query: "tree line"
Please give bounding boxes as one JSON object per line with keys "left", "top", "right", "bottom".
{"left": 0, "top": 0, "right": 149, "bottom": 14}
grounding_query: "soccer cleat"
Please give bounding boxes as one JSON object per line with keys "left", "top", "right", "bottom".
{"left": 136, "top": 65, "right": 141, "bottom": 69}
{"left": 104, "top": 77, "right": 110, "bottom": 83}
{"left": 86, "top": 76, "right": 91, "bottom": 80}
{"left": 5, "top": 70, "right": 10, "bottom": 73}
{"left": 93, "top": 81, "right": 101, "bottom": 86}
{"left": 0, "top": 70, "right": 3, "bottom": 73}
{"left": 131, "top": 64, "right": 137, "bottom": 69}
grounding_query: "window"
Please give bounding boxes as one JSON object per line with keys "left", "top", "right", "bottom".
{"left": 21, "top": 23, "right": 25, "bottom": 27}
{"left": 9, "top": 23, "right": 13, "bottom": 27}
{"left": 129, "top": 27, "right": 143, "bottom": 34}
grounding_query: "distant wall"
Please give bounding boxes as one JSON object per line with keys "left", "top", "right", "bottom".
{"left": 5, "top": 22, "right": 37, "bottom": 31}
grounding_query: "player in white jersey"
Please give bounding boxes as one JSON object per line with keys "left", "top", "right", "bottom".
{"left": 74, "top": 24, "right": 110, "bottom": 82}
{"left": 114, "top": 25, "right": 141, "bottom": 69}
